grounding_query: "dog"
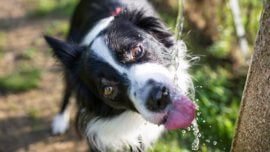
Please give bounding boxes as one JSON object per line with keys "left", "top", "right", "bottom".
{"left": 45, "top": 0, "right": 195, "bottom": 151}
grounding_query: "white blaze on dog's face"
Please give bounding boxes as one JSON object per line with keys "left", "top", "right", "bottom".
{"left": 45, "top": 11, "right": 195, "bottom": 130}
{"left": 90, "top": 35, "right": 175, "bottom": 124}
{"left": 128, "top": 63, "right": 174, "bottom": 123}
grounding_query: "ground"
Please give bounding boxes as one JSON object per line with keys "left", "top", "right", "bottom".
{"left": 0, "top": 0, "right": 88, "bottom": 151}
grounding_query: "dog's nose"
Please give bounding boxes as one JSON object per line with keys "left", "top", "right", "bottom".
{"left": 146, "top": 84, "right": 171, "bottom": 111}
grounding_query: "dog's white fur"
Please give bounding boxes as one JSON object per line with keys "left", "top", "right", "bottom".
{"left": 86, "top": 111, "right": 164, "bottom": 151}
{"left": 128, "top": 63, "right": 174, "bottom": 124}
{"left": 81, "top": 17, "right": 115, "bottom": 46}
{"left": 91, "top": 36, "right": 127, "bottom": 75}
{"left": 51, "top": 110, "right": 70, "bottom": 134}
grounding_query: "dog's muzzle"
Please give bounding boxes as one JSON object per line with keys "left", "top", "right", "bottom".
{"left": 128, "top": 63, "right": 195, "bottom": 130}
{"left": 146, "top": 81, "right": 196, "bottom": 130}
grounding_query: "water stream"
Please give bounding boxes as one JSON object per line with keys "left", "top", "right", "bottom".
{"left": 171, "top": 40, "right": 202, "bottom": 151}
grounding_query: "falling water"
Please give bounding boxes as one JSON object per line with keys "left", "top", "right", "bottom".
{"left": 191, "top": 120, "right": 200, "bottom": 151}
{"left": 170, "top": 40, "right": 201, "bottom": 151}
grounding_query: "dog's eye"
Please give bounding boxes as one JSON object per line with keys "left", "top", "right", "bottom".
{"left": 103, "top": 86, "right": 114, "bottom": 96}
{"left": 131, "top": 45, "right": 144, "bottom": 59}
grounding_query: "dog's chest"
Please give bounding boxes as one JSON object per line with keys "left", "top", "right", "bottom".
{"left": 86, "top": 111, "right": 164, "bottom": 151}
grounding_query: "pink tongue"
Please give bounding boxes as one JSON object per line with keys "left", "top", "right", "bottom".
{"left": 164, "top": 96, "right": 196, "bottom": 130}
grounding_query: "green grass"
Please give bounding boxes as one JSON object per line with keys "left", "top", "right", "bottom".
{"left": 45, "top": 20, "right": 69, "bottom": 37}
{"left": 18, "top": 47, "right": 37, "bottom": 60}
{"left": 26, "top": 0, "right": 77, "bottom": 17}
{"left": 27, "top": 107, "right": 40, "bottom": 120}
{"left": 0, "top": 32, "right": 5, "bottom": 59}
{"left": 0, "top": 68, "right": 41, "bottom": 93}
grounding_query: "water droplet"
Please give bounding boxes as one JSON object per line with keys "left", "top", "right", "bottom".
{"left": 187, "top": 127, "right": 191, "bottom": 131}
{"left": 182, "top": 130, "right": 186, "bottom": 134}
{"left": 213, "top": 141, "right": 217, "bottom": 145}
{"left": 206, "top": 139, "right": 210, "bottom": 143}
{"left": 197, "top": 112, "right": 201, "bottom": 116}
{"left": 191, "top": 121, "right": 200, "bottom": 151}
{"left": 202, "top": 120, "right": 206, "bottom": 123}
{"left": 192, "top": 138, "right": 200, "bottom": 151}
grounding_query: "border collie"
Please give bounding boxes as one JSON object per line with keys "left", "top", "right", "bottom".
{"left": 45, "top": 0, "right": 195, "bottom": 151}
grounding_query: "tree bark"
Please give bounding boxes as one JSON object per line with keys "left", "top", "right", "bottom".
{"left": 231, "top": 1, "right": 270, "bottom": 152}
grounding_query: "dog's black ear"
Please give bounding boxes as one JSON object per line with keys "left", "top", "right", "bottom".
{"left": 136, "top": 16, "right": 174, "bottom": 48}
{"left": 44, "top": 36, "right": 83, "bottom": 69}
{"left": 121, "top": 10, "right": 175, "bottom": 48}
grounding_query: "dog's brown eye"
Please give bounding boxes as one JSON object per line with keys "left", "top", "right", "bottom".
{"left": 103, "top": 86, "right": 114, "bottom": 96}
{"left": 131, "top": 45, "right": 144, "bottom": 59}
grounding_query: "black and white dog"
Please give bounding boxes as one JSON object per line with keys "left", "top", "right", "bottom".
{"left": 45, "top": 0, "right": 195, "bottom": 151}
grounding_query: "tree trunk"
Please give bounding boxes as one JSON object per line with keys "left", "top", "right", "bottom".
{"left": 231, "top": 1, "right": 270, "bottom": 152}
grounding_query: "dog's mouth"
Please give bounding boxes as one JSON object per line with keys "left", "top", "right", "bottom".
{"left": 144, "top": 88, "right": 195, "bottom": 130}
{"left": 134, "top": 83, "right": 196, "bottom": 130}
{"left": 158, "top": 96, "right": 195, "bottom": 130}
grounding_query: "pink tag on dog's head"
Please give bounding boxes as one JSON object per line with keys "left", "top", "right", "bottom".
{"left": 111, "top": 7, "right": 122, "bottom": 16}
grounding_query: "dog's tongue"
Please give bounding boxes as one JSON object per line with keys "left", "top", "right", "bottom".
{"left": 164, "top": 96, "right": 196, "bottom": 130}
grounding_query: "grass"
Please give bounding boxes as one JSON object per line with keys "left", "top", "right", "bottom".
{"left": 151, "top": 131, "right": 193, "bottom": 152}
{"left": 0, "top": 68, "right": 41, "bottom": 93}
{"left": 45, "top": 20, "right": 69, "bottom": 37}
{"left": 18, "top": 47, "right": 37, "bottom": 60}
{"left": 0, "top": 32, "right": 5, "bottom": 59}
{"left": 26, "top": 0, "right": 77, "bottom": 18}
{"left": 27, "top": 107, "right": 40, "bottom": 120}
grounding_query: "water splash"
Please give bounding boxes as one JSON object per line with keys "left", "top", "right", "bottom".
{"left": 171, "top": 40, "right": 201, "bottom": 151}
{"left": 191, "top": 120, "right": 200, "bottom": 151}
{"left": 169, "top": 40, "right": 202, "bottom": 151}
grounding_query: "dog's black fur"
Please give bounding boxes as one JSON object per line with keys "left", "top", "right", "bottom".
{"left": 45, "top": 0, "right": 186, "bottom": 151}
{"left": 50, "top": 0, "right": 174, "bottom": 116}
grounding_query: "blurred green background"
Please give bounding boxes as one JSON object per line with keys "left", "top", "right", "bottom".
{"left": 0, "top": 0, "right": 262, "bottom": 151}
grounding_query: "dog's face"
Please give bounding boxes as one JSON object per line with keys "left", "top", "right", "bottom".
{"left": 45, "top": 11, "right": 195, "bottom": 130}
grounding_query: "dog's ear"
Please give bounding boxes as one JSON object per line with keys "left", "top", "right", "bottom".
{"left": 121, "top": 10, "right": 175, "bottom": 48}
{"left": 136, "top": 16, "right": 174, "bottom": 48}
{"left": 44, "top": 36, "right": 84, "bottom": 70}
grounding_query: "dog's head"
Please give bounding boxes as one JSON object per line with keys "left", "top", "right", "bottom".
{"left": 45, "top": 10, "right": 195, "bottom": 130}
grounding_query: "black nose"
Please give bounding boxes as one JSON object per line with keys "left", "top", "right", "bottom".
{"left": 146, "top": 84, "right": 171, "bottom": 111}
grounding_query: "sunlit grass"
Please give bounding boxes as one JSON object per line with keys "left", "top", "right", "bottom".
{"left": 27, "top": 107, "right": 40, "bottom": 120}
{"left": 0, "top": 32, "right": 5, "bottom": 59}
{"left": 26, "top": 0, "right": 77, "bottom": 17}
{"left": 45, "top": 20, "right": 69, "bottom": 37}
{"left": 0, "top": 68, "right": 41, "bottom": 93}
{"left": 17, "top": 47, "right": 37, "bottom": 60}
